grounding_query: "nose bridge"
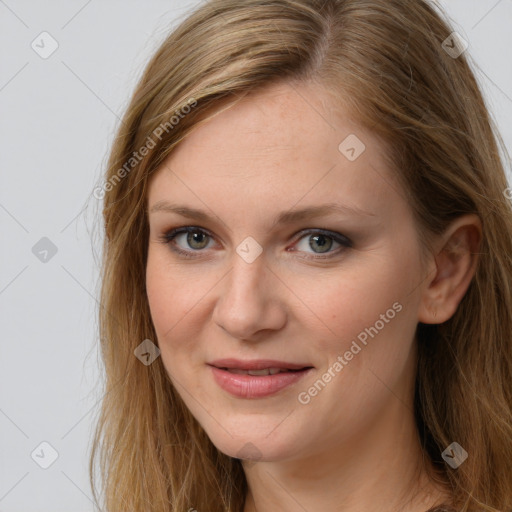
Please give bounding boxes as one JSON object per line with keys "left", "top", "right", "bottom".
{"left": 213, "top": 246, "right": 285, "bottom": 339}
{"left": 229, "top": 252, "right": 264, "bottom": 299}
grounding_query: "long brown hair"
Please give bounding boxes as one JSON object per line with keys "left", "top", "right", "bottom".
{"left": 89, "top": 1, "right": 512, "bottom": 510}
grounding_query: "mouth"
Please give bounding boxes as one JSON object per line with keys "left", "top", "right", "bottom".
{"left": 207, "top": 359, "right": 314, "bottom": 399}
{"left": 216, "top": 367, "right": 310, "bottom": 376}
{"left": 208, "top": 358, "right": 314, "bottom": 372}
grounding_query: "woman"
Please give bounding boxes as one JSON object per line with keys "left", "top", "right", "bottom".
{"left": 90, "top": 1, "right": 512, "bottom": 511}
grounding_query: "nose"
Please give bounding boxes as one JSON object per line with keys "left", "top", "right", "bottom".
{"left": 212, "top": 250, "right": 287, "bottom": 341}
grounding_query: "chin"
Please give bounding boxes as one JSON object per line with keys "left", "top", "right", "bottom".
{"left": 201, "top": 419, "right": 303, "bottom": 464}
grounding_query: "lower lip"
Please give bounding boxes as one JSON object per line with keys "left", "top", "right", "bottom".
{"left": 209, "top": 365, "right": 313, "bottom": 399}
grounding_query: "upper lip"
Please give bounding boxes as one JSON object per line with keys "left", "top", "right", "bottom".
{"left": 208, "top": 358, "right": 313, "bottom": 371}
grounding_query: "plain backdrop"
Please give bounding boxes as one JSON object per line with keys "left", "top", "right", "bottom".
{"left": 1, "top": 1, "right": 511, "bottom": 510}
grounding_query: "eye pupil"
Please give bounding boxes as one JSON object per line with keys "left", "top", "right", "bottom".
{"left": 310, "top": 234, "right": 332, "bottom": 253}
{"left": 187, "top": 231, "right": 209, "bottom": 249}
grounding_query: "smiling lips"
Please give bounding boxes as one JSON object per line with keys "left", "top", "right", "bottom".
{"left": 208, "top": 359, "right": 314, "bottom": 398}
{"left": 209, "top": 358, "right": 313, "bottom": 370}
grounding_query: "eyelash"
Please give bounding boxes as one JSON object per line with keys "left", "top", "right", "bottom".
{"left": 158, "top": 226, "right": 353, "bottom": 260}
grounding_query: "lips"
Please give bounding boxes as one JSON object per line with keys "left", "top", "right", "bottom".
{"left": 209, "top": 358, "right": 313, "bottom": 371}
{"left": 207, "top": 359, "right": 314, "bottom": 398}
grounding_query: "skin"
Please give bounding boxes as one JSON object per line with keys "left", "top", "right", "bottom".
{"left": 145, "top": 81, "right": 481, "bottom": 512}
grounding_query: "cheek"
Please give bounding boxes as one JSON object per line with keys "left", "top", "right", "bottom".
{"left": 146, "top": 251, "right": 195, "bottom": 354}
{"left": 146, "top": 259, "right": 177, "bottom": 336}
{"left": 146, "top": 249, "right": 219, "bottom": 376}
{"left": 146, "top": 247, "right": 205, "bottom": 329}
{"left": 296, "top": 250, "right": 419, "bottom": 355}
{"left": 296, "top": 261, "right": 420, "bottom": 437}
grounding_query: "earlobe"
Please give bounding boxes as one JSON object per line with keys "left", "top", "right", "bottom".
{"left": 417, "top": 214, "right": 482, "bottom": 325}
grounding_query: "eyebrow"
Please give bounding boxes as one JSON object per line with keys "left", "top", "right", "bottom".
{"left": 148, "top": 200, "right": 375, "bottom": 227}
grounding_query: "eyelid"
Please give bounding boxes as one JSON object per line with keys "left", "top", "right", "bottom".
{"left": 159, "top": 225, "right": 352, "bottom": 259}
{"left": 292, "top": 228, "right": 352, "bottom": 247}
{"left": 159, "top": 226, "right": 217, "bottom": 257}
{"left": 160, "top": 225, "right": 215, "bottom": 244}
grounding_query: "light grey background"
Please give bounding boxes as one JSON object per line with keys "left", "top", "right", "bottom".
{"left": 1, "top": 1, "right": 511, "bottom": 510}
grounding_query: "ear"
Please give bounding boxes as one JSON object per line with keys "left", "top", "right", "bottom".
{"left": 418, "top": 214, "right": 482, "bottom": 325}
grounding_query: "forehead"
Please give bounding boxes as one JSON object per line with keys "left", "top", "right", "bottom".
{"left": 147, "top": 81, "right": 403, "bottom": 224}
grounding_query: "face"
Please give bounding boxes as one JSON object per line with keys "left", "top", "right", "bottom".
{"left": 146, "top": 81, "right": 430, "bottom": 464}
